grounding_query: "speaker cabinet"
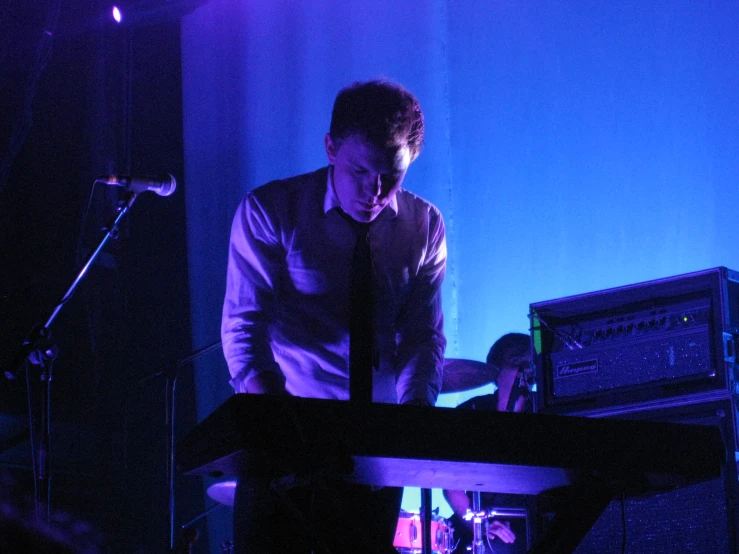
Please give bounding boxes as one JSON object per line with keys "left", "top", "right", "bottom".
{"left": 547, "top": 395, "right": 738, "bottom": 553}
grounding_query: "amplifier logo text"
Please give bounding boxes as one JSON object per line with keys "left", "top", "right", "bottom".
{"left": 556, "top": 359, "right": 598, "bottom": 378}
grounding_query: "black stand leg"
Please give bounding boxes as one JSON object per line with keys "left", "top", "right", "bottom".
{"left": 35, "top": 359, "right": 53, "bottom": 522}
{"left": 421, "top": 487, "right": 433, "bottom": 554}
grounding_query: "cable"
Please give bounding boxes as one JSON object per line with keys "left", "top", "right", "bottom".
{"left": 529, "top": 312, "right": 583, "bottom": 350}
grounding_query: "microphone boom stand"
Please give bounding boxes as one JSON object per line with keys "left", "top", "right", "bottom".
{"left": 4, "top": 191, "right": 140, "bottom": 520}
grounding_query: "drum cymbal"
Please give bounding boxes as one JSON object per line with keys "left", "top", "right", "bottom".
{"left": 207, "top": 480, "right": 237, "bottom": 506}
{"left": 441, "top": 358, "right": 499, "bottom": 393}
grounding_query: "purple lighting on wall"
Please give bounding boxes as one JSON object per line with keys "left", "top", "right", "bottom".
{"left": 112, "top": 6, "right": 122, "bottom": 23}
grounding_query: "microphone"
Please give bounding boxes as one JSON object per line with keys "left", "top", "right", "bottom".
{"left": 97, "top": 174, "right": 177, "bottom": 197}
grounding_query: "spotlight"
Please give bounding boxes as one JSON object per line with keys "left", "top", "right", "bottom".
{"left": 112, "top": 6, "right": 122, "bottom": 23}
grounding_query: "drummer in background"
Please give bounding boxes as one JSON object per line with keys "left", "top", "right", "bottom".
{"left": 443, "top": 332, "right": 534, "bottom": 554}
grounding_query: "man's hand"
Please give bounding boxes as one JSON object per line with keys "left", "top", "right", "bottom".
{"left": 487, "top": 520, "right": 516, "bottom": 544}
{"left": 401, "top": 398, "right": 433, "bottom": 407}
{"left": 244, "top": 372, "right": 287, "bottom": 395}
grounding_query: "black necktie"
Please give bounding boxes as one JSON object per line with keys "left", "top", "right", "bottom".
{"left": 348, "top": 220, "right": 374, "bottom": 404}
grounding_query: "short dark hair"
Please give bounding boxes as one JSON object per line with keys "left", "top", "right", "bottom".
{"left": 329, "top": 79, "right": 425, "bottom": 161}
{"left": 486, "top": 333, "right": 530, "bottom": 369}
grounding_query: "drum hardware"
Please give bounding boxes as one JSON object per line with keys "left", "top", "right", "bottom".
{"left": 480, "top": 507, "right": 528, "bottom": 519}
{"left": 469, "top": 490, "right": 485, "bottom": 554}
{"left": 394, "top": 509, "right": 455, "bottom": 554}
{"left": 463, "top": 493, "right": 529, "bottom": 554}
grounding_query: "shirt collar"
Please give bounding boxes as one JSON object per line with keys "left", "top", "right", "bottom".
{"left": 323, "top": 165, "right": 399, "bottom": 217}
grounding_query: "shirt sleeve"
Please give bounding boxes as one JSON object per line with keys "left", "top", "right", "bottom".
{"left": 394, "top": 207, "right": 447, "bottom": 406}
{"left": 221, "top": 193, "right": 286, "bottom": 393}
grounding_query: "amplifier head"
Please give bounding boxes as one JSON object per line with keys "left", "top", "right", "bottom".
{"left": 530, "top": 267, "right": 739, "bottom": 414}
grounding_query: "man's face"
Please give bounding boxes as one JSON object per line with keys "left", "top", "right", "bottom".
{"left": 325, "top": 133, "right": 411, "bottom": 223}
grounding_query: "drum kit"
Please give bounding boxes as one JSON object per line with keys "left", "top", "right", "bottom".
{"left": 393, "top": 509, "right": 456, "bottom": 553}
{"left": 203, "top": 358, "right": 502, "bottom": 554}
{"left": 204, "top": 482, "right": 459, "bottom": 554}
